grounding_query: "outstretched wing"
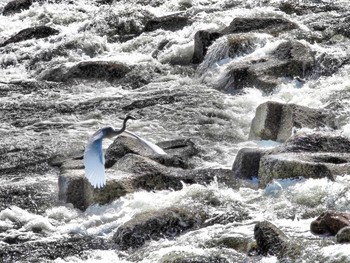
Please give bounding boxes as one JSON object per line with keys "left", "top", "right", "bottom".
{"left": 123, "top": 130, "right": 167, "bottom": 155}
{"left": 84, "top": 131, "right": 106, "bottom": 188}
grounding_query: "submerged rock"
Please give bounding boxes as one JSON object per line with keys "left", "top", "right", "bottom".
{"left": 2, "top": 0, "right": 32, "bottom": 16}
{"left": 0, "top": 26, "right": 59, "bottom": 47}
{"left": 249, "top": 101, "right": 333, "bottom": 142}
{"left": 311, "top": 211, "right": 350, "bottom": 235}
{"left": 113, "top": 207, "right": 207, "bottom": 250}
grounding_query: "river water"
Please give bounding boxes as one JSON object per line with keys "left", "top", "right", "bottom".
{"left": 1, "top": 0, "right": 350, "bottom": 262}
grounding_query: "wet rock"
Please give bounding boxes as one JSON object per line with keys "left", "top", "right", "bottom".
{"left": 336, "top": 226, "right": 350, "bottom": 243}
{"left": 232, "top": 148, "right": 266, "bottom": 180}
{"left": 222, "top": 17, "right": 298, "bottom": 36}
{"left": 59, "top": 154, "right": 236, "bottom": 209}
{"left": 279, "top": 2, "right": 341, "bottom": 16}
{"left": 192, "top": 30, "right": 222, "bottom": 64}
{"left": 2, "top": 0, "right": 32, "bottom": 15}
{"left": 254, "top": 221, "right": 295, "bottom": 258}
{"left": 220, "top": 41, "right": 315, "bottom": 93}
{"left": 282, "top": 133, "right": 350, "bottom": 153}
{"left": 311, "top": 211, "right": 350, "bottom": 235}
{"left": 205, "top": 235, "right": 252, "bottom": 253}
{"left": 258, "top": 152, "right": 344, "bottom": 187}
{"left": 38, "top": 61, "right": 131, "bottom": 82}
{"left": 144, "top": 13, "right": 191, "bottom": 32}
{"left": 193, "top": 17, "right": 298, "bottom": 64}
{"left": 112, "top": 207, "right": 208, "bottom": 250}
{"left": 248, "top": 101, "right": 332, "bottom": 142}
{"left": 0, "top": 26, "right": 59, "bottom": 47}
{"left": 58, "top": 169, "right": 94, "bottom": 211}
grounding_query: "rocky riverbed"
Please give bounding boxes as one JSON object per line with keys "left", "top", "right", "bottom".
{"left": 1, "top": 0, "right": 350, "bottom": 262}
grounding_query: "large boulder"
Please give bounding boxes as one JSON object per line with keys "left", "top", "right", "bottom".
{"left": 192, "top": 17, "right": 298, "bottom": 64}
{"left": 58, "top": 153, "right": 236, "bottom": 209}
{"left": 311, "top": 211, "right": 350, "bottom": 235}
{"left": 220, "top": 41, "right": 315, "bottom": 93}
{"left": 233, "top": 132, "right": 350, "bottom": 187}
{"left": 2, "top": 0, "right": 32, "bottom": 16}
{"left": 112, "top": 207, "right": 208, "bottom": 250}
{"left": 249, "top": 101, "right": 334, "bottom": 142}
{"left": 0, "top": 26, "right": 59, "bottom": 47}
{"left": 38, "top": 61, "right": 131, "bottom": 82}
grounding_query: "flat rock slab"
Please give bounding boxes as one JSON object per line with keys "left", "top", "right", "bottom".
{"left": 258, "top": 152, "right": 350, "bottom": 187}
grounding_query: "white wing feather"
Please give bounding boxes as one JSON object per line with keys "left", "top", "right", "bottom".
{"left": 84, "top": 131, "right": 106, "bottom": 188}
{"left": 123, "top": 130, "right": 167, "bottom": 155}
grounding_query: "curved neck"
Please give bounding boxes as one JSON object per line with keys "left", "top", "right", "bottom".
{"left": 113, "top": 116, "right": 132, "bottom": 136}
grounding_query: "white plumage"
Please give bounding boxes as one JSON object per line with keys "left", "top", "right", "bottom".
{"left": 83, "top": 116, "right": 166, "bottom": 188}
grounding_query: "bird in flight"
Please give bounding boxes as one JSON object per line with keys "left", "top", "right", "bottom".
{"left": 84, "top": 115, "right": 166, "bottom": 188}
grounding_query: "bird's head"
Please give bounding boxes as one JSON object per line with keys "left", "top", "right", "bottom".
{"left": 125, "top": 115, "right": 136, "bottom": 122}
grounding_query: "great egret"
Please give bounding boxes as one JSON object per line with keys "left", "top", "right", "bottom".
{"left": 84, "top": 116, "right": 166, "bottom": 188}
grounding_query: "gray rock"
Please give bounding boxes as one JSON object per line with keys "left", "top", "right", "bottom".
{"left": 192, "top": 17, "right": 298, "bottom": 64}
{"left": 336, "top": 226, "right": 350, "bottom": 243}
{"left": 258, "top": 152, "right": 345, "bottom": 187}
{"left": 58, "top": 154, "right": 237, "bottom": 209}
{"left": 160, "top": 252, "right": 230, "bottom": 263}
{"left": 222, "top": 17, "right": 298, "bottom": 35}
{"left": 311, "top": 210, "right": 350, "bottom": 236}
{"left": 192, "top": 30, "right": 222, "bottom": 64}
{"left": 249, "top": 101, "right": 333, "bottom": 142}
{"left": 232, "top": 148, "right": 266, "bottom": 180}
{"left": 0, "top": 26, "right": 59, "bottom": 47}
{"left": 113, "top": 207, "right": 208, "bottom": 250}
{"left": 144, "top": 13, "right": 191, "bottom": 32}
{"left": 38, "top": 61, "right": 131, "bottom": 82}
{"left": 254, "top": 221, "right": 289, "bottom": 257}
{"left": 220, "top": 41, "right": 315, "bottom": 93}
{"left": 105, "top": 136, "right": 199, "bottom": 169}
{"left": 2, "top": 0, "right": 32, "bottom": 16}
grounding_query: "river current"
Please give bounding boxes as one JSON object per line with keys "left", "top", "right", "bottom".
{"left": 1, "top": 0, "right": 350, "bottom": 262}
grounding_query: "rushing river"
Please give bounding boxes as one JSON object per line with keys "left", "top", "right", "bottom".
{"left": 1, "top": 0, "right": 350, "bottom": 262}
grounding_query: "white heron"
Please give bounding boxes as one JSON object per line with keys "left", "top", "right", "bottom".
{"left": 84, "top": 115, "right": 166, "bottom": 188}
